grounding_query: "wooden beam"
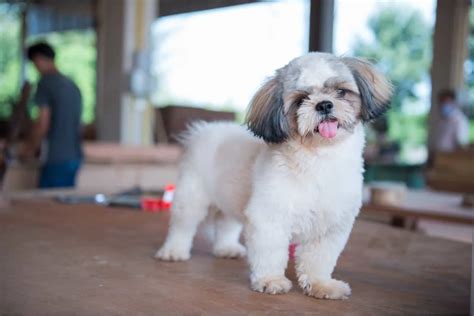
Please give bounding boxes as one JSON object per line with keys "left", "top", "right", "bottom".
{"left": 308, "top": 0, "right": 334, "bottom": 53}
{"left": 158, "top": 0, "right": 257, "bottom": 17}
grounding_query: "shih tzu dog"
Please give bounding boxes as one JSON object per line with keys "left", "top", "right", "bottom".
{"left": 155, "top": 52, "right": 392, "bottom": 299}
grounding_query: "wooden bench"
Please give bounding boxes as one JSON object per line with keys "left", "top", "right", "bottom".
{"left": 362, "top": 188, "right": 473, "bottom": 226}
{"left": 77, "top": 142, "right": 182, "bottom": 192}
{"left": 426, "top": 149, "right": 474, "bottom": 194}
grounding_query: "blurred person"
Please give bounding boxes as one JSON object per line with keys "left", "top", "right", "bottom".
{"left": 20, "top": 42, "right": 83, "bottom": 188}
{"left": 428, "top": 89, "right": 469, "bottom": 163}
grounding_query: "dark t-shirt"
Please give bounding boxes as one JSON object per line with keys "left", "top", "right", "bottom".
{"left": 34, "top": 73, "right": 83, "bottom": 163}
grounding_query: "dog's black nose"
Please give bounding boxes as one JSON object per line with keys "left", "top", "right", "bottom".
{"left": 315, "top": 101, "right": 333, "bottom": 114}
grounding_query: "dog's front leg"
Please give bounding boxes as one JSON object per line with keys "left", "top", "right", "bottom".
{"left": 295, "top": 222, "right": 354, "bottom": 300}
{"left": 245, "top": 212, "right": 292, "bottom": 295}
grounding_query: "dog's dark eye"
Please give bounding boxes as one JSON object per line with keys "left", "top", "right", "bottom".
{"left": 336, "top": 89, "right": 347, "bottom": 98}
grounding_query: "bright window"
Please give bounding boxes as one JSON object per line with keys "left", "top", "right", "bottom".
{"left": 151, "top": 0, "right": 309, "bottom": 118}
{"left": 334, "top": 0, "right": 436, "bottom": 163}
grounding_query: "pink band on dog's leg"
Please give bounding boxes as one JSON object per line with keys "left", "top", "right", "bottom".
{"left": 289, "top": 243, "right": 298, "bottom": 260}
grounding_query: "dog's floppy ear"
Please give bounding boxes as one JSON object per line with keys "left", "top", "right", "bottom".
{"left": 246, "top": 75, "right": 289, "bottom": 143}
{"left": 342, "top": 57, "right": 393, "bottom": 122}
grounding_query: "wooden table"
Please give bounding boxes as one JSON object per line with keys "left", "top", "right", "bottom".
{"left": 0, "top": 199, "right": 471, "bottom": 315}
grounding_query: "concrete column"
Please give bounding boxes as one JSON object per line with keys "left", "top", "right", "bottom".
{"left": 95, "top": 0, "right": 158, "bottom": 143}
{"left": 121, "top": 0, "right": 158, "bottom": 145}
{"left": 96, "top": 0, "right": 126, "bottom": 142}
{"left": 308, "top": 0, "right": 334, "bottom": 53}
{"left": 430, "top": 0, "right": 470, "bottom": 107}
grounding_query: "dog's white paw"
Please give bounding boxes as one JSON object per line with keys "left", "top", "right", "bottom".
{"left": 302, "top": 278, "right": 351, "bottom": 300}
{"left": 154, "top": 245, "right": 191, "bottom": 261}
{"left": 251, "top": 276, "right": 292, "bottom": 295}
{"left": 213, "top": 243, "right": 246, "bottom": 259}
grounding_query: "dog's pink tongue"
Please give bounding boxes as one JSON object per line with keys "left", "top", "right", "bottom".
{"left": 318, "top": 121, "right": 338, "bottom": 139}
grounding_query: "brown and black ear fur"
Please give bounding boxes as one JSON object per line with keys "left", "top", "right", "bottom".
{"left": 246, "top": 75, "right": 289, "bottom": 143}
{"left": 342, "top": 57, "right": 393, "bottom": 122}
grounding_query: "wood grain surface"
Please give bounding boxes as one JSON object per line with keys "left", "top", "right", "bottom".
{"left": 0, "top": 200, "right": 470, "bottom": 315}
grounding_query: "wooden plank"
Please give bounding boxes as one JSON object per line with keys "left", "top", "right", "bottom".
{"left": 426, "top": 173, "right": 474, "bottom": 194}
{"left": 83, "top": 142, "right": 182, "bottom": 164}
{"left": 433, "top": 151, "right": 474, "bottom": 176}
{"left": 77, "top": 163, "right": 179, "bottom": 192}
{"left": 363, "top": 189, "right": 474, "bottom": 224}
{"left": 0, "top": 199, "right": 470, "bottom": 315}
{"left": 427, "top": 150, "right": 474, "bottom": 193}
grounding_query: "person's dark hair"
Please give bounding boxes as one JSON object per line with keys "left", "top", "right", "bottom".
{"left": 438, "top": 89, "right": 456, "bottom": 101}
{"left": 27, "top": 42, "right": 55, "bottom": 61}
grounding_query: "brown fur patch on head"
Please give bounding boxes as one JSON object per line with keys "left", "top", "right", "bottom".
{"left": 341, "top": 57, "right": 393, "bottom": 122}
{"left": 246, "top": 76, "right": 289, "bottom": 143}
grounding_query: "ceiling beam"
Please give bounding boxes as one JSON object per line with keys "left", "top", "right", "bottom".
{"left": 158, "top": 0, "right": 257, "bottom": 17}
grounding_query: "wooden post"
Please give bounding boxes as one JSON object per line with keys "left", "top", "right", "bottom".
{"left": 429, "top": 0, "right": 470, "bottom": 136}
{"left": 95, "top": 0, "right": 127, "bottom": 141}
{"left": 308, "top": 0, "right": 334, "bottom": 53}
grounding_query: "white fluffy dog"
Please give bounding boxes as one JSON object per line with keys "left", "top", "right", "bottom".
{"left": 155, "top": 52, "right": 392, "bottom": 299}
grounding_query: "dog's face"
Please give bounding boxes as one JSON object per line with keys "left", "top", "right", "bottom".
{"left": 246, "top": 53, "right": 393, "bottom": 144}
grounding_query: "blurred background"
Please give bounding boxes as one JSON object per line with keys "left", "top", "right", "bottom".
{"left": 0, "top": 0, "right": 472, "bottom": 241}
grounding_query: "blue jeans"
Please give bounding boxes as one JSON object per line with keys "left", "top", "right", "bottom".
{"left": 39, "top": 159, "right": 81, "bottom": 188}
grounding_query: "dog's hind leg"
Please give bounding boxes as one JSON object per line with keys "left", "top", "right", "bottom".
{"left": 155, "top": 170, "right": 209, "bottom": 261}
{"left": 212, "top": 212, "right": 246, "bottom": 259}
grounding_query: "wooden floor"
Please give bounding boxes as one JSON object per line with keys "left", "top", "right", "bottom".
{"left": 0, "top": 199, "right": 471, "bottom": 315}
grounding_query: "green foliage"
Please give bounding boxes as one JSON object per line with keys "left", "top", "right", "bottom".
{"left": 470, "top": 120, "right": 474, "bottom": 141}
{"left": 467, "top": 8, "right": 474, "bottom": 97}
{"left": 386, "top": 111, "right": 427, "bottom": 147}
{"left": 351, "top": 5, "right": 434, "bottom": 162}
{"left": 0, "top": 5, "right": 21, "bottom": 119}
{"left": 0, "top": 4, "right": 96, "bottom": 124}
{"left": 353, "top": 6, "right": 432, "bottom": 110}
